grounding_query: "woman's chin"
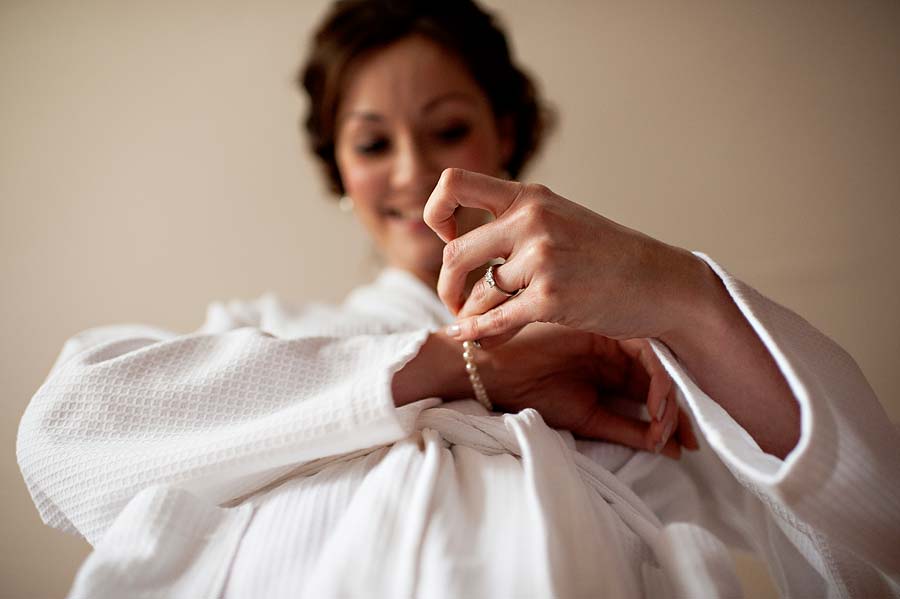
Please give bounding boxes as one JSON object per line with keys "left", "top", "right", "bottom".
{"left": 389, "top": 239, "right": 444, "bottom": 278}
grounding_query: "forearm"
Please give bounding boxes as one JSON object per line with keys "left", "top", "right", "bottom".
{"left": 391, "top": 331, "right": 471, "bottom": 406}
{"left": 659, "top": 254, "right": 900, "bottom": 581}
{"left": 660, "top": 253, "right": 800, "bottom": 459}
{"left": 18, "top": 327, "right": 428, "bottom": 542}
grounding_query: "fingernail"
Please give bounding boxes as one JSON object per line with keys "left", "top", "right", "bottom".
{"left": 655, "top": 398, "right": 667, "bottom": 421}
{"left": 654, "top": 439, "right": 664, "bottom": 454}
{"left": 445, "top": 324, "right": 461, "bottom": 337}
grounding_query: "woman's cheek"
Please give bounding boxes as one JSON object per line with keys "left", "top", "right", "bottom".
{"left": 338, "top": 159, "right": 390, "bottom": 237}
{"left": 445, "top": 134, "right": 502, "bottom": 175}
{"left": 343, "top": 159, "right": 389, "bottom": 203}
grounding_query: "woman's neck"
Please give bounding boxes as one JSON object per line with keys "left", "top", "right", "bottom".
{"left": 408, "top": 266, "right": 440, "bottom": 291}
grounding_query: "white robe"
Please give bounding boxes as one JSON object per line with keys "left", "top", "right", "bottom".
{"left": 16, "top": 253, "right": 900, "bottom": 598}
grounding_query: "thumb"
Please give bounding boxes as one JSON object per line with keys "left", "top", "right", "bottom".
{"left": 471, "top": 325, "right": 525, "bottom": 349}
{"left": 447, "top": 297, "right": 534, "bottom": 342}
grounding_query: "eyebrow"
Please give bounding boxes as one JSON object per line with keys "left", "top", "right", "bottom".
{"left": 341, "top": 111, "right": 384, "bottom": 124}
{"left": 340, "top": 92, "right": 478, "bottom": 125}
{"left": 421, "top": 91, "right": 477, "bottom": 113}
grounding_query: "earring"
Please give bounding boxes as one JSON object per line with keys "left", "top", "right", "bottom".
{"left": 338, "top": 195, "right": 354, "bottom": 213}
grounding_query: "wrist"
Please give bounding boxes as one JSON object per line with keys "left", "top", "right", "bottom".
{"left": 438, "top": 331, "right": 480, "bottom": 401}
{"left": 656, "top": 254, "right": 801, "bottom": 457}
{"left": 391, "top": 331, "right": 472, "bottom": 406}
{"left": 658, "top": 250, "right": 736, "bottom": 359}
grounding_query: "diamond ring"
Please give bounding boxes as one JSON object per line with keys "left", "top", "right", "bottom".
{"left": 485, "top": 264, "right": 521, "bottom": 297}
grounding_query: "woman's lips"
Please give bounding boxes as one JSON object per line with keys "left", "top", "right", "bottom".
{"left": 382, "top": 208, "right": 434, "bottom": 234}
{"left": 389, "top": 216, "right": 432, "bottom": 234}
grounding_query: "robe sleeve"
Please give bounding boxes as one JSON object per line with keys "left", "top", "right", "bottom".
{"left": 648, "top": 252, "right": 900, "bottom": 588}
{"left": 16, "top": 298, "right": 432, "bottom": 546}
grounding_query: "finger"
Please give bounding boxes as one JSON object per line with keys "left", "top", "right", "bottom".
{"left": 439, "top": 220, "right": 517, "bottom": 314}
{"left": 633, "top": 347, "right": 693, "bottom": 453}
{"left": 424, "top": 168, "right": 523, "bottom": 243}
{"left": 646, "top": 364, "right": 673, "bottom": 423}
{"left": 447, "top": 291, "right": 537, "bottom": 342}
{"left": 572, "top": 404, "right": 659, "bottom": 452}
{"left": 618, "top": 339, "right": 672, "bottom": 412}
{"left": 457, "top": 260, "right": 526, "bottom": 320}
{"left": 470, "top": 325, "right": 525, "bottom": 350}
{"left": 587, "top": 336, "right": 642, "bottom": 397}
{"left": 650, "top": 385, "right": 679, "bottom": 453}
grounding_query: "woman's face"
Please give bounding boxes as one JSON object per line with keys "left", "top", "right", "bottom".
{"left": 335, "top": 34, "right": 512, "bottom": 283}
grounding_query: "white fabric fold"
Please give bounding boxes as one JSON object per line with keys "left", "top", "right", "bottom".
{"left": 67, "top": 486, "right": 254, "bottom": 599}
{"left": 17, "top": 260, "right": 900, "bottom": 598}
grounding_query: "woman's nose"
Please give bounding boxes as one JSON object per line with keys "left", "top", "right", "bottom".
{"left": 391, "top": 137, "right": 437, "bottom": 194}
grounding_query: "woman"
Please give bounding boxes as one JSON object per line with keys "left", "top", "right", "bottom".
{"left": 17, "top": 1, "right": 899, "bottom": 597}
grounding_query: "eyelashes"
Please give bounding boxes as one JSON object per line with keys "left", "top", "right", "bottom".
{"left": 355, "top": 138, "right": 389, "bottom": 155}
{"left": 436, "top": 123, "right": 470, "bottom": 142}
{"left": 352, "top": 123, "right": 472, "bottom": 157}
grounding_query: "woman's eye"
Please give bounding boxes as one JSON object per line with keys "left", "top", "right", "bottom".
{"left": 436, "top": 124, "right": 470, "bottom": 143}
{"left": 355, "top": 138, "right": 389, "bottom": 155}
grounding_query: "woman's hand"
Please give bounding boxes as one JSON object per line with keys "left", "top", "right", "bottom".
{"left": 479, "top": 323, "right": 698, "bottom": 457}
{"left": 424, "top": 168, "right": 800, "bottom": 459}
{"left": 424, "top": 168, "right": 715, "bottom": 343}
{"left": 392, "top": 325, "right": 698, "bottom": 457}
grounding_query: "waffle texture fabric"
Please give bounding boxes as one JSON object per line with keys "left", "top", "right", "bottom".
{"left": 17, "top": 254, "right": 900, "bottom": 598}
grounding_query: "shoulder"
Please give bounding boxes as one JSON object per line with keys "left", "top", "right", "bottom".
{"left": 343, "top": 268, "right": 453, "bottom": 330}
{"left": 200, "top": 292, "right": 281, "bottom": 333}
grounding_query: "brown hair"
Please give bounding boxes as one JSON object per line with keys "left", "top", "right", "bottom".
{"left": 299, "top": 0, "right": 553, "bottom": 195}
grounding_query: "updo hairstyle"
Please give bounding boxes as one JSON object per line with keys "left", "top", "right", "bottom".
{"left": 299, "top": 0, "right": 553, "bottom": 195}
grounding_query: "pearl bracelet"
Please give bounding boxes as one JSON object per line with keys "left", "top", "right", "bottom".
{"left": 462, "top": 340, "right": 493, "bottom": 411}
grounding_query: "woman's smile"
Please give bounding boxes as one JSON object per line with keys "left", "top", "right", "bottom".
{"left": 380, "top": 206, "right": 434, "bottom": 235}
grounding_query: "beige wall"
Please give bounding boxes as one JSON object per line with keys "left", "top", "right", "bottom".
{"left": 2, "top": 1, "right": 898, "bottom": 596}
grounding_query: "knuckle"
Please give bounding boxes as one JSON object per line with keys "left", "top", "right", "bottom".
{"left": 438, "top": 286, "right": 453, "bottom": 308}
{"left": 422, "top": 201, "right": 438, "bottom": 226}
{"left": 467, "top": 317, "right": 481, "bottom": 339}
{"left": 538, "top": 277, "right": 560, "bottom": 302}
{"left": 440, "top": 167, "right": 464, "bottom": 190}
{"left": 442, "top": 239, "right": 464, "bottom": 267}
{"left": 472, "top": 279, "right": 488, "bottom": 303}
{"left": 489, "top": 306, "right": 508, "bottom": 331}
{"left": 524, "top": 182, "right": 552, "bottom": 199}
{"left": 526, "top": 239, "right": 555, "bottom": 269}
{"left": 521, "top": 199, "right": 547, "bottom": 223}
{"left": 461, "top": 286, "right": 483, "bottom": 314}
{"left": 534, "top": 238, "right": 554, "bottom": 262}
